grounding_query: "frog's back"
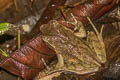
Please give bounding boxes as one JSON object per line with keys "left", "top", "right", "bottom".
{"left": 41, "top": 20, "right": 101, "bottom": 69}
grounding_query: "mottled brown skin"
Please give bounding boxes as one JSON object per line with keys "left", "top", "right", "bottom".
{"left": 40, "top": 19, "right": 106, "bottom": 75}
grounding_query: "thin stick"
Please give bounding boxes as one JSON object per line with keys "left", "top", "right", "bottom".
{"left": 14, "top": 0, "right": 18, "bottom": 11}
{"left": 0, "top": 48, "right": 8, "bottom": 57}
{"left": 41, "top": 58, "right": 50, "bottom": 70}
{"left": 100, "top": 25, "right": 104, "bottom": 36}
{"left": 17, "top": 30, "right": 21, "bottom": 79}
{"left": 17, "top": 77, "right": 21, "bottom": 80}
{"left": 18, "top": 30, "right": 21, "bottom": 49}
{"left": 87, "top": 17, "right": 99, "bottom": 35}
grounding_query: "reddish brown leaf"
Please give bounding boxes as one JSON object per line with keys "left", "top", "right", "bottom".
{"left": 0, "top": 34, "right": 55, "bottom": 79}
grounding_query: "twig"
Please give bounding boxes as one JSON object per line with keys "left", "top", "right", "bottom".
{"left": 0, "top": 48, "right": 8, "bottom": 57}
{"left": 18, "top": 30, "right": 21, "bottom": 49}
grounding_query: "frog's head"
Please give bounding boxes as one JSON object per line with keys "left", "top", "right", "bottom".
{"left": 40, "top": 20, "right": 61, "bottom": 36}
{"left": 40, "top": 20, "right": 62, "bottom": 50}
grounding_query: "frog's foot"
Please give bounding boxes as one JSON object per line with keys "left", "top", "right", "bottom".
{"left": 47, "top": 54, "right": 65, "bottom": 74}
{"left": 70, "top": 13, "right": 86, "bottom": 38}
{"left": 41, "top": 54, "right": 64, "bottom": 74}
{"left": 61, "top": 13, "right": 86, "bottom": 38}
{"left": 73, "top": 22, "right": 86, "bottom": 38}
{"left": 87, "top": 17, "right": 106, "bottom": 63}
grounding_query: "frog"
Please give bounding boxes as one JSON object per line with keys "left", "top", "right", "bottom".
{"left": 40, "top": 16, "right": 106, "bottom": 75}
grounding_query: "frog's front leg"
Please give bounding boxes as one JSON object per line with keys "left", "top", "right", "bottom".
{"left": 48, "top": 51, "right": 65, "bottom": 74}
{"left": 62, "top": 13, "right": 86, "bottom": 38}
{"left": 73, "top": 21, "right": 86, "bottom": 38}
{"left": 71, "top": 13, "right": 86, "bottom": 38}
{"left": 55, "top": 51, "right": 65, "bottom": 69}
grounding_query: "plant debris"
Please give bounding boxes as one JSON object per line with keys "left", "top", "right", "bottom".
{"left": 0, "top": 0, "right": 120, "bottom": 80}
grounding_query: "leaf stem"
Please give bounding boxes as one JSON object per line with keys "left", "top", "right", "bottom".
{"left": 18, "top": 30, "right": 21, "bottom": 49}
{"left": 0, "top": 48, "right": 8, "bottom": 57}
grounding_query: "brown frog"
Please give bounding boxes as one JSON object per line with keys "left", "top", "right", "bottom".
{"left": 40, "top": 16, "right": 106, "bottom": 74}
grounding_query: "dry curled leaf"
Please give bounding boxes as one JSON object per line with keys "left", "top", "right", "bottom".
{"left": 58, "top": 0, "right": 118, "bottom": 29}
{"left": 0, "top": 34, "right": 55, "bottom": 80}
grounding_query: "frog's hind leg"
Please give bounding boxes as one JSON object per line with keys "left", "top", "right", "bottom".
{"left": 87, "top": 17, "right": 104, "bottom": 41}
{"left": 87, "top": 17, "right": 106, "bottom": 63}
